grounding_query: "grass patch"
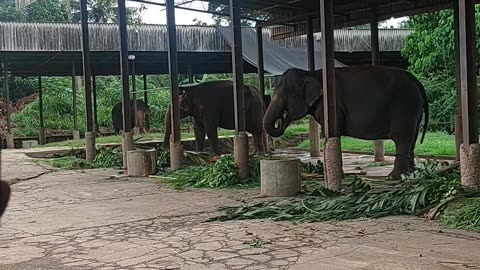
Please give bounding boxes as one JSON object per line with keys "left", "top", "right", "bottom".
{"left": 441, "top": 198, "right": 480, "bottom": 232}
{"left": 297, "top": 131, "right": 456, "bottom": 157}
{"left": 37, "top": 130, "right": 236, "bottom": 148}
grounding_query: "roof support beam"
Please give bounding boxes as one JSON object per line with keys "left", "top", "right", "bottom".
{"left": 320, "top": 0, "right": 342, "bottom": 191}
{"left": 307, "top": 16, "right": 320, "bottom": 158}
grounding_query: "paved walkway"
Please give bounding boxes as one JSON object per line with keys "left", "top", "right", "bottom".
{"left": 1, "top": 149, "right": 480, "bottom": 270}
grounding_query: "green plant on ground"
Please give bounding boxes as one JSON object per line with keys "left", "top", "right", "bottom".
{"left": 441, "top": 198, "right": 480, "bottom": 232}
{"left": 93, "top": 147, "right": 123, "bottom": 169}
{"left": 300, "top": 160, "right": 324, "bottom": 174}
{"left": 209, "top": 159, "right": 471, "bottom": 223}
{"left": 39, "top": 156, "right": 96, "bottom": 170}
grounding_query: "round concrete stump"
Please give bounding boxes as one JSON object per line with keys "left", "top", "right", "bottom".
{"left": 122, "top": 132, "right": 134, "bottom": 168}
{"left": 127, "top": 149, "right": 157, "bottom": 176}
{"left": 260, "top": 158, "right": 301, "bottom": 197}
{"left": 22, "top": 140, "right": 38, "bottom": 149}
{"left": 85, "top": 131, "right": 96, "bottom": 161}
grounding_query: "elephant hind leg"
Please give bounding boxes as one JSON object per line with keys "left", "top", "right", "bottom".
{"left": 389, "top": 125, "right": 418, "bottom": 180}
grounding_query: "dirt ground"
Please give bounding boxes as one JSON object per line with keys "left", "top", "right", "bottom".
{"left": 1, "top": 148, "right": 480, "bottom": 270}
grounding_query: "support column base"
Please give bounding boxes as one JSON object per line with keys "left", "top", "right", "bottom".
{"left": 6, "top": 134, "right": 14, "bottom": 149}
{"left": 460, "top": 143, "right": 480, "bottom": 190}
{"left": 73, "top": 130, "right": 81, "bottom": 140}
{"left": 373, "top": 140, "right": 385, "bottom": 162}
{"left": 309, "top": 117, "right": 320, "bottom": 158}
{"left": 122, "top": 132, "right": 134, "bottom": 168}
{"left": 39, "top": 127, "right": 46, "bottom": 145}
{"left": 85, "top": 132, "right": 96, "bottom": 161}
{"left": 324, "top": 137, "right": 343, "bottom": 190}
{"left": 169, "top": 138, "right": 183, "bottom": 171}
{"left": 133, "top": 127, "right": 141, "bottom": 136}
{"left": 234, "top": 132, "right": 249, "bottom": 181}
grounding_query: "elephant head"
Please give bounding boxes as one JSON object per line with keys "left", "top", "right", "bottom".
{"left": 263, "top": 69, "right": 323, "bottom": 137}
{"left": 162, "top": 90, "right": 194, "bottom": 148}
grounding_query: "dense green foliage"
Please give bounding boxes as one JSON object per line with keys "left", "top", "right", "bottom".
{"left": 402, "top": 9, "right": 480, "bottom": 132}
{"left": 11, "top": 74, "right": 272, "bottom": 136}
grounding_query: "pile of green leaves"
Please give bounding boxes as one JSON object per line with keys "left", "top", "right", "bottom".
{"left": 210, "top": 159, "right": 466, "bottom": 223}
{"left": 300, "top": 160, "right": 324, "bottom": 174}
{"left": 160, "top": 155, "right": 239, "bottom": 189}
{"left": 40, "top": 156, "right": 96, "bottom": 170}
{"left": 93, "top": 147, "right": 123, "bottom": 168}
{"left": 441, "top": 198, "right": 480, "bottom": 232}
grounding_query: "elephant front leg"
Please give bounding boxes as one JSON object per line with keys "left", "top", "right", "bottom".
{"left": 205, "top": 126, "right": 221, "bottom": 156}
{"left": 193, "top": 119, "right": 206, "bottom": 152}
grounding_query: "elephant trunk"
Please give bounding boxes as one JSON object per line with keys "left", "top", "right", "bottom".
{"left": 263, "top": 95, "right": 289, "bottom": 138}
{"left": 162, "top": 104, "right": 172, "bottom": 149}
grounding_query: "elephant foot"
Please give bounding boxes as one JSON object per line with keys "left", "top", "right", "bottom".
{"left": 387, "top": 169, "right": 407, "bottom": 181}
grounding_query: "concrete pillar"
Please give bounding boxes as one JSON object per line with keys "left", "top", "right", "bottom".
{"left": 127, "top": 149, "right": 156, "bottom": 176}
{"left": 5, "top": 134, "right": 14, "bottom": 149}
{"left": 324, "top": 137, "right": 342, "bottom": 190}
{"left": 39, "top": 127, "right": 46, "bottom": 145}
{"left": 73, "top": 130, "right": 81, "bottom": 140}
{"left": 234, "top": 132, "right": 249, "bottom": 180}
{"left": 460, "top": 143, "right": 480, "bottom": 190}
{"left": 170, "top": 136, "right": 183, "bottom": 171}
{"left": 373, "top": 140, "right": 385, "bottom": 162}
{"left": 122, "top": 131, "right": 134, "bottom": 168}
{"left": 85, "top": 131, "right": 96, "bottom": 161}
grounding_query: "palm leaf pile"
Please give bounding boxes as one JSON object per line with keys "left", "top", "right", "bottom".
{"left": 209, "top": 159, "right": 479, "bottom": 223}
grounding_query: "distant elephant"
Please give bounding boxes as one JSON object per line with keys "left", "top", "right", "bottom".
{"left": 0, "top": 180, "right": 10, "bottom": 218}
{"left": 162, "top": 80, "right": 266, "bottom": 155}
{"left": 112, "top": 99, "right": 150, "bottom": 134}
{"left": 264, "top": 66, "right": 429, "bottom": 180}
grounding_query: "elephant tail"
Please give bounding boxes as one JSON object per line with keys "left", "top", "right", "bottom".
{"left": 418, "top": 80, "right": 429, "bottom": 144}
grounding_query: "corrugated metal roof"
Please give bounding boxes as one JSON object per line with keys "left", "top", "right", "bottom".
{"left": 0, "top": 22, "right": 411, "bottom": 52}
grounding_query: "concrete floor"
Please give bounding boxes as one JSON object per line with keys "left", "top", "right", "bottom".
{"left": 1, "top": 148, "right": 480, "bottom": 270}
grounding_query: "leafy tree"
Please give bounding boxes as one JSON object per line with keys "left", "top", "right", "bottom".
{"left": 192, "top": 18, "right": 208, "bottom": 26}
{"left": 207, "top": 1, "right": 269, "bottom": 27}
{"left": 0, "top": 0, "right": 69, "bottom": 23}
{"left": 69, "top": 0, "right": 146, "bottom": 24}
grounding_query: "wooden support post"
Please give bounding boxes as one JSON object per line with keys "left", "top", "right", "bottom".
{"left": 3, "top": 59, "right": 14, "bottom": 149}
{"left": 81, "top": 0, "right": 96, "bottom": 160}
{"left": 130, "top": 57, "right": 139, "bottom": 134}
{"left": 92, "top": 75, "right": 99, "bottom": 133}
{"left": 371, "top": 8, "right": 385, "bottom": 162}
{"left": 257, "top": 26, "right": 268, "bottom": 154}
{"left": 71, "top": 60, "right": 80, "bottom": 140}
{"left": 187, "top": 64, "right": 194, "bottom": 83}
{"left": 166, "top": 0, "right": 183, "bottom": 170}
{"left": 38, "top": 76, "right": 46, "bottom": 145}
{"left": 320, "top": 0, "right": 342, "bottom": 190}
{"left": 117, "top": 0, "right": 132, "bottom": 166}
{"left": 307, "top": 16, "right": 320, "bottom": 158}
{"left": 143, "top": 74, "right": 150, "bottom": 132}
{"left": 457, "top": 0, "right": 480, "bottom": 189}
{"left": 230, "top": 0, "right": 249, "bottom": 180}
{"left": 454, "top": 3, "right": 463, "bottom": 162}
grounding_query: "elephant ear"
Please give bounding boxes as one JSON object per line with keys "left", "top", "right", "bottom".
{"left": 303, "top": 77, "right": 322, "bottom": 107}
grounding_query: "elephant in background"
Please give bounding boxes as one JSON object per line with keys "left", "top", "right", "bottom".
{"left": 162, "top": 80, "right": 266, "bottom": 155}
{"left": 263, "top": 66, "right": 428, "bottom": 180}
{"left": 111, "top": 99, "right": 150, "bottom": 134}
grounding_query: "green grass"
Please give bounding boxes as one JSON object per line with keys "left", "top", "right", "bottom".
{"left": 441, "top": 198, "right": 480, "bottom": 232}
{"left": 297, "top": 131, "right": 456, "bottom": 157}
{"left": 38, "top": 130, "right": 236, "bottom": 148}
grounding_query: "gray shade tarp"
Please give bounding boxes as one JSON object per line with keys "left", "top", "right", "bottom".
{"left": 216, "top": 27, "right": 346, "bottom": 76}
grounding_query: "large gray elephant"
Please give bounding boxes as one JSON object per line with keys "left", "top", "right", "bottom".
{"left": 264, "top": 66, "right": 429, "bottom": 180}
{"left": 162, "top": 80, "right": 266, "bottom": 155}
{"left": 0, "top": 180, "right": 10, "bottom": 218}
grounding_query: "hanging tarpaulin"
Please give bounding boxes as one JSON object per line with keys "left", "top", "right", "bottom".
{"left": 15, "top": 0, "right": 37, "bottom": 10}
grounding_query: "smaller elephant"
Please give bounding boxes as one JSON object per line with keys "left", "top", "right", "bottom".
{"left": 0, "top": 180, "right": 11, "bottom": 218}
{"left": 112, "top": 99, "right": 150, "bottom": 135}
{"left": 162, "top": 80, "right": 266, "bottom": 155}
